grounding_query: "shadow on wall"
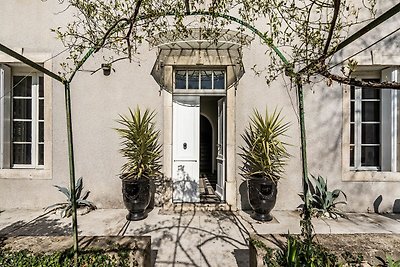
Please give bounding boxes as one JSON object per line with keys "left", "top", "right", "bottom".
{"left": 240, "top": 181, "right": 251, "bottom": 210}
{"left": 393, "top": 199, "right": 400, "bottom": 213}
{"left": 373, "top": 195, "right": 383, "bottom": 213}
{"left": 372, "top": 195, "right": 400, "bottom": 214}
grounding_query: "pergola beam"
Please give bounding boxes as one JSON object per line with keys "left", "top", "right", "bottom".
{"left": 0, "top": 43, "right": 64, "bottom": 83}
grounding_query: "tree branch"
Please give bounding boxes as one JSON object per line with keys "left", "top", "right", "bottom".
{"left": 94, "top": 18, "right": 129, "bottom": 52}
{"left": 320, "top": 69, "right": 400, "bottom": 89}
{"left": 185, "top": 0, "right": 190, "bottom": 14}
{"left": 125, "top": 0, "right": 143, "bottom": 60}
{"left": 322, "top": 0, "right": 340, "bottom": 55}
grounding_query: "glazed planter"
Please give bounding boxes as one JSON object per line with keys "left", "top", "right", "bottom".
{"left": 247, "top": 177, "right": 277, "bottom": 221}
{"left": 122, "top": 177, "right": 151, "bottom": 221}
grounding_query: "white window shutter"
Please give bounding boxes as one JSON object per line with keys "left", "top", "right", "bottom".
{"left": 380, "top": 68, "right": 398, "bottom": 172}
{"left": 0, "top": 64, "right": 11, "bottom": 169}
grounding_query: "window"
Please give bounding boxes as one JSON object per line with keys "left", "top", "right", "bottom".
{"left": 0, "top": 64, "right": 46, "bottom": 169}
{"left": 12, "top": 74, "right": 44, "bottom": 167}
{"left": 174, "top": 69, "right": 226, "bottom": 92}
{"left": 350, "top": 80, "right": 381, "bottom": 169}
{"left": 347, "top": 68, "right": 399, "bottom": 174}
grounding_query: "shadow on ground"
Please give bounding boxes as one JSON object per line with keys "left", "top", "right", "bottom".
{"left": 118, "top": 207, "right": 250, "bottom": 267}
{"left": 0, "top": 212, "right": 72, "bottom": 237}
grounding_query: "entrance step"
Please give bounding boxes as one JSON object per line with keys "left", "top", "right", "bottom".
{"left": 160, "top": 203, "right": 232, "bottom": 214}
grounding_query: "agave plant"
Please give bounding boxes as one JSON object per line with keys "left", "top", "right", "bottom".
{"left": 115, "top": 107, "right": 162, "bottom": 181}
{"left": 239, "top": 108, "right": 290, "bottom": 183}
{"left": 376, "top": 255, "right": 400, "bottom": 267}
{"left": 299, "top": 175, "right": 347, "bottom": 219}
{"left": 45, "top": 177, "right": 96, "bottom": 218}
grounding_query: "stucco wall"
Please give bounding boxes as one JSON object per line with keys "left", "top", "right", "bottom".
{"left": 0, "top": 0, "right": 399, "bottom": 213}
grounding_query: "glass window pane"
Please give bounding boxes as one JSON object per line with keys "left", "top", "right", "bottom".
{"left": 39, "top": 99, "right": 44, "bottom": 120}
{"left": 350, "top": 101, "right": 355, "bottom": 122}
{"left": 350, "top": 145, "right": 354, "bottom": 167}
{"left": 361, "top": 146, "right": 380, "bottom": 167}
{"left": 39, "top": 76, "right": 44, "bottom": 97}
{"left": 175, "top": 70, "right": 186, "bottom": 89}
{"left": 350, "top": 124, "right": 354, "bottom": 144}
{"left": 188, "top": 70, "right": 199, "bottom": 89}
{"left": 362, "top": 88, "right": 380, "bottom": 99}
{"left": 200, "top": 70, "right": 212, "bottom": 89}
{"left": 361, "top": 124, "right": 380, "bottom": 144}
{"left": 39, "top": 122, "right": 44, "bottom": 142}
{"left": 13, "top": 144, "right": 32, "bottom": 165}
{"left": 214, "top": 71, "right": 225, "bottom": 89}
{"left": 362, "top": 102, "right": 380, "bottom": 122}
{"left": 13, "top": 121, "right": 32, "bottom": 142}
{"left": 38, "top": 144, "right": 44, "bottom": 166}
{"left": 13, "top": 76, "right": 32, "bottom": 97}
{"left": 350, "top": 86, "right": 355, "bottom": 100}
{"left": 13, "top": 99, "right": 32, "bottom": 119}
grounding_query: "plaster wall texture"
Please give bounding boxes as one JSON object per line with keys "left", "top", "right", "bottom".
{"left": 0, "top": 1, "right": 399, "bottom": 213}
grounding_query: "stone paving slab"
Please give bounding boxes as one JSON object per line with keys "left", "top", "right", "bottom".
{"left": 1, "top": 208, "right": 400, "bottom": 266}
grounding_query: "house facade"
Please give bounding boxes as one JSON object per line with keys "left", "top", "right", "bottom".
{"left": 0, "top": 1, "right": 399, "bottom": 213}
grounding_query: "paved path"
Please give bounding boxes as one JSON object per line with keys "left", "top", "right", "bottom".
{"left": 1, "top": 208, "right": 400, "bottom": 266}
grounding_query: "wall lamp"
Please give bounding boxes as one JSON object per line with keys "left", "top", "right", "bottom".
{"left": 101, "top": 63, "right": 112, "bottom": 76}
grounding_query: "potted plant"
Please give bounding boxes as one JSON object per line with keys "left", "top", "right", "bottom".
{"left": 239, "top": 108, "right": 290, "bottom": 221}
{"left": 115, "top": 107, "right": 162, "bottom": 221}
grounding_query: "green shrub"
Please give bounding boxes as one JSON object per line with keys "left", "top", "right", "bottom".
{"left": 0, "top": 248, "right": 136, "bottom": 267}
{"left": 252, "top": 235, "right": 340, "bottom": 267}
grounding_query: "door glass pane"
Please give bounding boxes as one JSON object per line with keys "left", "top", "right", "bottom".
{"left": 13, "top": 99, "right": 32, "bottom": 119}
{"left": 13, "top": 144, "right": 32, "bottom": 165}
{"left": 39, "top": 76, "right": 44, "bottom": 97}
{"left": 38, "top": 144, "right": 44, "bottom": 166}
{"left": 13, "top": 121, "right": 32, "bottom": 142}
{"left": 214, "top": 71, "right": 225, "bottom": 89}
{"left": 175, "top": 70, "right": 186, "bottom": 89}
{"left": 13, "top": 76, "right": 32, "bottom": 97}
{"left": 188, "top": 70, "right": 199, "bottom": 89}
{"left": 361, "top": 146, "right": 380, "bottom": 167}
{"left": 361, "top": 124, "right": 380, "bottom": 144}
{"left": 200, "top": 70, "right": 212, "bottom": 89}
{"left": 39, "top": 122, "right": 44, "bottom": 142}
{"left": 362, "top": 102, "right": 380, "bottom": 122}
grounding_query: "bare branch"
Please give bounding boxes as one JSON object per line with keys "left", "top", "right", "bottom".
{"left": 322, "top": 0, "right": 340, "bottom": 56}
{"left": 320, "top": 69, "right": 400, "bottom": 89}
{"left": 185, "top": 0, "right": 190, "bottom": 14}
{"left": 125, "top": 0, "right": 143, "bottom": 60}
{"left": 94, "top": 18, "right": 130, "bottom": 53}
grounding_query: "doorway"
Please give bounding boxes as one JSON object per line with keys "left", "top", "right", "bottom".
{"left": 172, "top": 95, "right": 226, "bottom": 203}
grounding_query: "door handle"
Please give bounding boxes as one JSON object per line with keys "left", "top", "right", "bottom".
{"left": 174, "top": 160, "right": 197, "bottom": 162}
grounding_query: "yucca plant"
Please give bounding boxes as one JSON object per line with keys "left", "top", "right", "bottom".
{"left": 115, "top": 107, "right": 162, "bottom": 181}
{"left": 239, "top": 108, "right": 290, "bottom": 183}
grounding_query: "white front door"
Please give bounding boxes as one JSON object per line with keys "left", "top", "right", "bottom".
{"left": 172, "top": 96, "right": 200, "bottom": 202}
{"left": 216, "top": 97, "right": 226, "bottom": 200}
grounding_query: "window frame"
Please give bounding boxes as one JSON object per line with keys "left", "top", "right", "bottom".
{"left": 11, "top": 72, "right": 44, "bottom": 169}
{"left": 0, "top": 56, "right": 53, "bottom": 180}
{"left": 350, "top": 79, "right": 381, "bottom": 171}
{"left": 342, "top": 67, "right": 400, "bottom": 181}
{"left": 173, "top": 68, "right": 227, "bottom": 95}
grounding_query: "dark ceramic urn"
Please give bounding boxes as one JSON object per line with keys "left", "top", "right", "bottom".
{"left": 122, "top": 177, "right": 151, "bottom": 221}
{"left": 247, "top": 178, "right": 277, "bottom": 221}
